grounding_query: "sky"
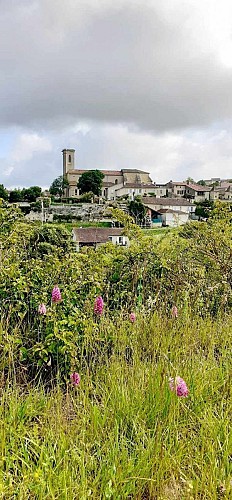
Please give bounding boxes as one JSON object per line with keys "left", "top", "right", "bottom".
{"left": 1, "top": 0, "right": 232, "bottom": 188}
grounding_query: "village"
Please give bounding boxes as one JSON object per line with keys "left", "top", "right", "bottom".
{"left": 1, "top": 147, "right": 231, "bottom": 251}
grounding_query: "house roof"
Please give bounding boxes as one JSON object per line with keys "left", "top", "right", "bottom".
{"left": 187, "top": 183, "right": 211, "bottom": 192}
{"left": 142, "top": 197, "right": 192, "bottom": 206}
{"left": 168, "top": 182, "right": 186, "bottom": 186}
{"left": 73, "top": 227, "right": 124, "bottom": 244}
{"left": 157, "top": 208, "right": 188, "bottom": 215}
{"left": 168, "top": 181, "right": 211, "bottom": 192}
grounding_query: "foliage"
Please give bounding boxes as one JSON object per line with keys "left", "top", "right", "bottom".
{"left": 0, "top": 184, "right": 8, "bottom": 201}
{"left": 78, "top": 191, "right": 94, "bottom": 203}
{"left": 0, "top": 201, "right": 232, "bottom": 379}
{"left": 0, "top": 201, "right": 231, "bottom": 497}
{"left": 9, "top": 186, "right": 42, "bottom": 203}
{"left": 197, "top": 179, "right": 206, "bottom": 186}
{"left": 22, "top": 186, "right": 42, "bottom": 202}
{"left": 185, "top": 176, "right": 195, "bottom": 183}
{"left": 30, "top": 198, "right": 50, "bottom": 212}
{"left": 0, "top": 201, "right": 23, "bottom": 235}
{"left": 49, "top": 176, "right": 69, "bottom": 197}
{"left": 77, "top": 170, "right": 104, "bottom": 196}
{"left": 9, "top": 189, "right": 23, "bottom": 202}
{"left": 128, "top": 198, "right": 146, "bottom": 225}
{"left": 194, "top": 199, "right": 214, "bottom": 219}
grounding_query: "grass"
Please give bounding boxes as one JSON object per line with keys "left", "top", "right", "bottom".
{"left": 0, "top": 313, "right": 231, "bottom": 499}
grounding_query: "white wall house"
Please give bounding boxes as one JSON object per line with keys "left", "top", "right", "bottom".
{"left": 143, "top": 197, "right": 195, "bottom": 214}
{"left": 157, "top": 209, "right": 189, "bottom": 227}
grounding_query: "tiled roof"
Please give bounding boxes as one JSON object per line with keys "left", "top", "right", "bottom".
{"left": 116, "top": 183, "right": 155, "bottom": 189}
{"left": 168, "top": 182, "right": 186, "bottom": 186}
{"left": 73, "top": 227, "right": 124, "bottom": 243}
{"left": 187, "top": 183, "right": 211, "bottom": 192}
{"left": 143, "top": 197, "right": 192, "bottom": 206}
{"left": 168, "top": 182, "right": 211, "bottom": 192}
{"left": 157, "top": 208, "right": 188, "bottom": 215}
{"left": 122, "top": 168, "right": 150, "bottom": 174}
{"left": 68, "top": 169, "right": 122, "bottom": 176}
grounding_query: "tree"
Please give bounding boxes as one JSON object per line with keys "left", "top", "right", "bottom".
{"left": 197, "top": 179, "right": 206, "bottom": 186}
{"left": 0, "top": 184, "right": 8, "bottom": 201}
{"left": 77, "top": 170, "right": 104, "bottom": 196}
{"left": 128, "top": 198, "right": 146, "bottom": 226}
{"left": 49, "top": 176, "right": 69, "bottom": 197}
{"left": 195, "top": 199, "right": 214, "bottom": 219}
{"left": 22, "top": 186, "right": 42, "bottom": 202}
{"left": 9, "top": 189, "right": 22, "bottom": 203}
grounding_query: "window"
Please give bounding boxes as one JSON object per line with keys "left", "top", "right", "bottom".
{"left": 115, "top": 179, "right": 118, "bottom": 185}
{"left": 74, "top": 189, "right": 78, "bottom": 195}
{"left": 68, "top": 154, "right": 71, "bottom": 163}
{"left": 108, "top": 236, "right": 113, "bottom": 242}
{"left": 118, "top": 236, "right": 123, "bottom": 244}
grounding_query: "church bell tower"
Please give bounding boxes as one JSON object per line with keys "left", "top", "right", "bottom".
{"left": 62, "top": 148, "right": 75, "bottom": 176}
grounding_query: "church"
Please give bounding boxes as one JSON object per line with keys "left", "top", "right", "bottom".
{"left": 62, "top": 148, "right": 156, "bottom": 200}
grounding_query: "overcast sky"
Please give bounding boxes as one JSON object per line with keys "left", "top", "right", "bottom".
{"left": 1, "top": 0, "right": 232, "bottom": 188}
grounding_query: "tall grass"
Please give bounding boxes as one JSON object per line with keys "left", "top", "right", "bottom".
{"left": 0, "top": 313, "right": 231, "bottom": 499}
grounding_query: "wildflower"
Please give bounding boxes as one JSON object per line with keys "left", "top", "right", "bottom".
{"left": 70, "top": 372, "right": 80, "bottom": 386}
{"left": 172, "top": 305, "right": 178, "bottom": 318}
{"left": 129, "top": 312, "right": 136, "bottom": 323}
{"left": 52, "top": 286, "right": 61, "bottom": 303}
{"left": 94, "top": 296, "right": 104, "bottom": 315}
{"left": 38, "top": 303, "right": 46, "bottom": 315}
{"left": 169, "top": 376, "right": 189, "bottom": 397}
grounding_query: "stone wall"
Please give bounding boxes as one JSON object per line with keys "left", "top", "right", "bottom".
{"left": 26, "top": 203, "right": 112, "bottom": 222}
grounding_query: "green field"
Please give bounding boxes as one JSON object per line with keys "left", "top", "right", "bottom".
{"left": 0, "top": 314, "right": 231, "bottom": 499}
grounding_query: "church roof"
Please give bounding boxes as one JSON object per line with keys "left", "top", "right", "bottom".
{"left": 122, "top": 168, "right": 150, "bottom": 174}
{"left": 68, "top": 169, "right": 122, "bottom": 176}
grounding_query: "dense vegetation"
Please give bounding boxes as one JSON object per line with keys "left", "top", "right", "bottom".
{"left": 0, "top": 200, "right": 231, "bottom": 498}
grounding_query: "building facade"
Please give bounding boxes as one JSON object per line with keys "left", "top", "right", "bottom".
{"left": 62, "top": 149, "right": 154, "bottom": 200}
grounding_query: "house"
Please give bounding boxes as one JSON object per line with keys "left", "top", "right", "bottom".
{"left": 184, "top": 183, "right": 211, "bottom": 202}
{"left": 142, "top": 197, "right": 195, "bottom": 227}
{"left": 210, "top": 182, "right": 232, "bottom": 201}
{"left": 142, "top": 197, "right": 195, "bottom": 213}
{"left": 72, "top": 227, "right": 129, "bottom": 251}
{"left": 166, "top": 181, "right": 211, "bottom": 202}
{"left": 62, "top": 149, "right": 154, "bottom": 200}
{"left": 152, "top": 209, "right": 189, "bottom": 227}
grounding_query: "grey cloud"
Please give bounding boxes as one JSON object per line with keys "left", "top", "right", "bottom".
{"left": 1, "top": 0, "right": 232, "bottom": 132}
{"left": 3, "top": 121, "right": 232, "bottom": 189}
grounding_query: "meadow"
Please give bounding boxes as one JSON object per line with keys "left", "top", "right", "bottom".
{"left": 0, "top": 314, "right": 231, "bottom": 499}
{"left": 0, "top": 201, "right": 231, "bottom": 499}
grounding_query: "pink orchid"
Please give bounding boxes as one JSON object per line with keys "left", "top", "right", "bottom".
{"left": 129, "top": 312, "right": 136, "bottom": 323}
{"left": 70, "top": 372, "right": 80, "bottom": 386}
{"left": 52, "top": 286, "right": 62, "bottom": 303}
{"left": 169, "top": 376, "right": 189, "bottom": 397}
{"left": 38, "top": 303, "right": 47, "bottom": 315}
{"left": 94, "top": 296, "right": 104, "bottom": 315}
{"left": 172, "top": 305, "right": 178, "bottom": 318}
